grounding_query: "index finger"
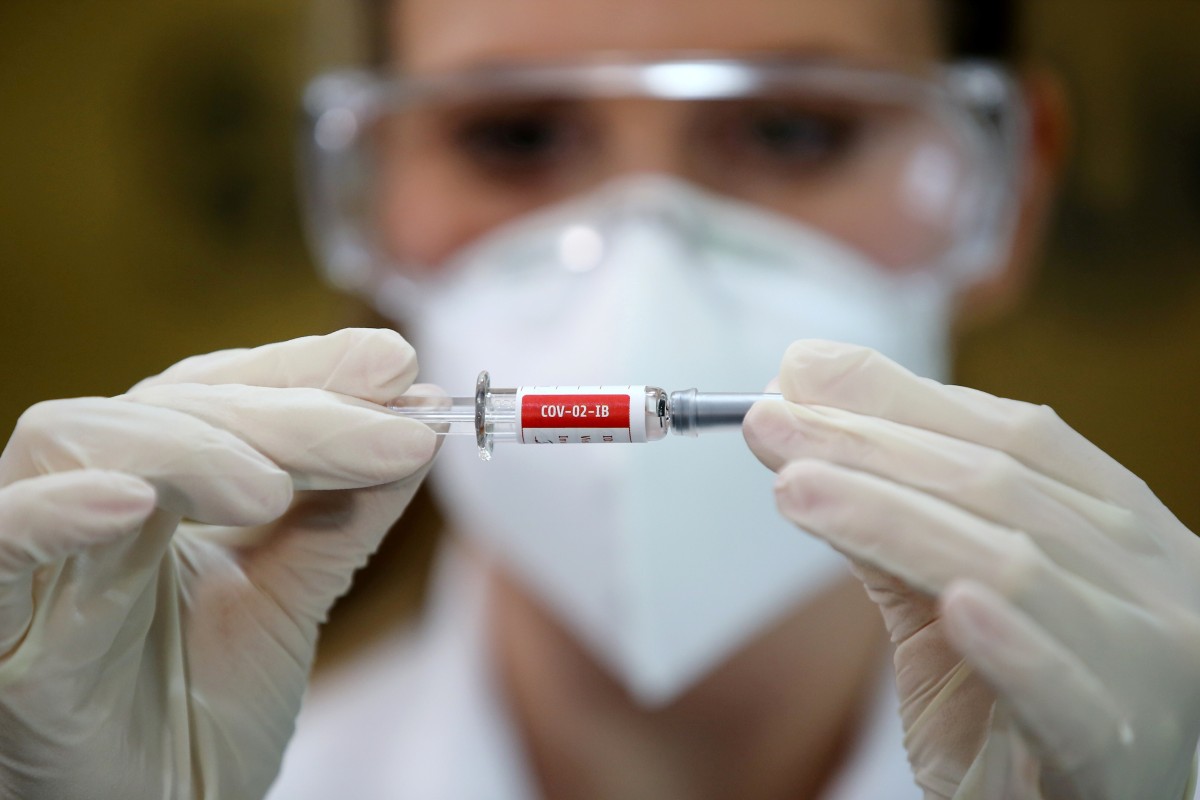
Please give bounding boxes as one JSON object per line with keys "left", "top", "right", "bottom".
{"left": 778, "top": 340, "right": 1147, "bottom": 507}
{"left": 131, "top": 328, "right": 419, "bottom": 405}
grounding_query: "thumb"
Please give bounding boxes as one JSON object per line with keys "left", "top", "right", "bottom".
{"left": 0, "top": 470, "right": 156, "bottom": 654}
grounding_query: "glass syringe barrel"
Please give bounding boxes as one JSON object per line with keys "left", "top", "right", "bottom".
{"left": 387, "top": 372, "right": 780, "bottom": 458}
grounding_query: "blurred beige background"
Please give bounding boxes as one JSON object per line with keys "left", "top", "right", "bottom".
{"left": 2, "top": 2, "right": 1198, "bottom": 533}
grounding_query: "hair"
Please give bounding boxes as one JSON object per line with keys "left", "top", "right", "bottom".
{"left": 358, "top": 0, "right": 393, "bottom": 68}
{"left": 356, "top": 0, "right": 1020, "bottom": 66}
{"left": 941, "top": 0, "right": 1019, "bottom": 61}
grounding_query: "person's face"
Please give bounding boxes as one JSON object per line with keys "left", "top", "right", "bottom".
{"left": 378, "top": 0, "right": 956, "bottom": 273}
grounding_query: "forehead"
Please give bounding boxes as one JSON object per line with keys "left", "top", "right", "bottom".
{"left": 395, "top": 0, "right": 943, "bottom": 73}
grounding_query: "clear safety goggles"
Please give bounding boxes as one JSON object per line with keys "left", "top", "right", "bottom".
{"left": 300, "top": 57, "right": 1028, "bottom": 295}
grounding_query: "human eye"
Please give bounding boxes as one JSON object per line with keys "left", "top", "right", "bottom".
{"left": 702, "top": 100, "right": 862, "bottom": 174}
{"left": 446, "top": 100, "right": 590, "bottom": 182}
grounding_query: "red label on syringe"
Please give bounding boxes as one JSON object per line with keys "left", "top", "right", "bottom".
{"left": 517, "top": 388, "right": 646, "bottom": 444}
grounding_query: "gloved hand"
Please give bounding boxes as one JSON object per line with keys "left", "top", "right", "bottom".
{"left": 744, "top": 340, "right": 1200, "bottom": 800}
{"left": 0, "top": 328, "right": 438, "bottom": 800}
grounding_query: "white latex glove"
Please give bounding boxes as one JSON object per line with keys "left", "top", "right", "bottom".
{"left": 0, "top": 328, "right": 438, "bottom": 800}
{"left": 743, "top": 340, "right": 1200, "bottom": 800}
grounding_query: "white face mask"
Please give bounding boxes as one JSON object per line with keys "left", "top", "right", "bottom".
{"left": 401, "top": 175, "right": 955, "bottom": 706}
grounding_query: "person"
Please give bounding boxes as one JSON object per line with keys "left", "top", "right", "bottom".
{"left": 1, "top": 1, "right": 1199, "bottom": 799}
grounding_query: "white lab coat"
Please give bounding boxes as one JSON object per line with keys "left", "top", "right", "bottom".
{"left": 268, "top": 544, "right": 922, "bottom": 800}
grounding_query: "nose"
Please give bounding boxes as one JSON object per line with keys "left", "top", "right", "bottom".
{"left": 594, "top": 99, "right": 696, "bottom": 182}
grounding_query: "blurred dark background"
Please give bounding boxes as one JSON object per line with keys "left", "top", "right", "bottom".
{"left": 2, "top": 2, "right": 1198, "bottom": 531}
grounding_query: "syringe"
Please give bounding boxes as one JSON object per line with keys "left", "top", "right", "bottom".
{"left": 387, "top": 371, "right": 782, "bottom": 460}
